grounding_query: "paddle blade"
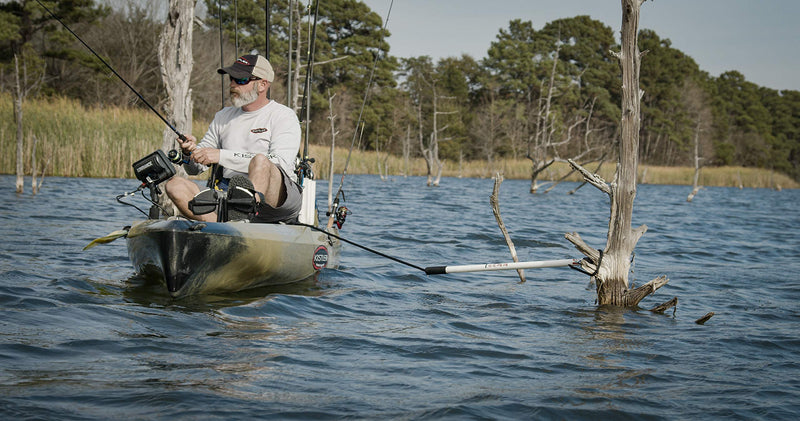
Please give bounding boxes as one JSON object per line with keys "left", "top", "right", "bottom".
{"left": 83, "top": 229, "right": 129, "bottom": 251}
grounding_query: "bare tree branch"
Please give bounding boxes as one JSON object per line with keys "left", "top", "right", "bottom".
{"left": 567, "top": 158, "right": 611, "bottom": 195}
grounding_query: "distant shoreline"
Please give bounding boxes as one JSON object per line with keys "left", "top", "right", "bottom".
{"left": 3, "top": 157, "right": 795, "bottom": 190}
{"left": 1, "top": 95, "right": 796, "bottom": 190}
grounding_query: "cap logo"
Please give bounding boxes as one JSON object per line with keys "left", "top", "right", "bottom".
{"left": 236, "top": 57, "right": 251, "bottom": 65}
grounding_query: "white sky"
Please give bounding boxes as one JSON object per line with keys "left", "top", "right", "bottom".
{"left": 361, "top": 0, "right": 800, "bottom": 92}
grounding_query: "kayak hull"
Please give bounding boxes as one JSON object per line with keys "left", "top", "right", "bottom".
{"left": 126, "top": 219, "right": 340, "bottom": 298}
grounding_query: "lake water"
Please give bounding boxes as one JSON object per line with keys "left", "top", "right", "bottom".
{"left": 1, "top": 174, "right": 798, "bottom": 420}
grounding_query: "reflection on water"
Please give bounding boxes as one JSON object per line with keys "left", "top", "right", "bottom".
{"left": 1, "top": 175, "right": 799, "bottom": 419}
{"left": 123, "top": 272, "right": 327, "bottom": 311}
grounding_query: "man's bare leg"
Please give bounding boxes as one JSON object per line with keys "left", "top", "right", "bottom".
{"left": 248, "top": 154, "right": 287, "bottom": 208}
{"left": 165, "top": 176, "right": 217, "bottom": 222}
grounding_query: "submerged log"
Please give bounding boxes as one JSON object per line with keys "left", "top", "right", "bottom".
{"left": 650, "top": 297, "right": 678, "bottom": 313}
{"left": 695, "top": 312, "right": 715, "bottom": 325}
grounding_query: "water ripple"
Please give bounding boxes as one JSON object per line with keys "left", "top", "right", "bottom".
{"left": 1, "top": 175, "right": 799, "bottom": 419}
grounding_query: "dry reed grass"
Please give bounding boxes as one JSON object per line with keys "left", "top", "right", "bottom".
{"left": 1, "top": 94, "right": 796, "bottom": 189}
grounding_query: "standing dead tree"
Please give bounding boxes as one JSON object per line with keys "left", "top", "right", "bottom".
{"left": 683, "top": 80, "right": 712, "bottom": 202}
{"left": 31, "top": 135, "right": 51, "bottom": 195}
{"left": 526, "top": 49, "right": 560, "bottom": 194}
{"left": 687, "top": 122, "right": 703, "bottom": 202}
{"left": 157, "top": 0, "right": 194, "bottom": 215}
{"left": 12, "top": 52, "right": 44, "bottom": 194}
{"left": 159, "top": 0, "right": 194, "bottom": 154}
{"left": 527, "top": 42, "right": 602, "bottom": 194}
{"left": 419, "top": 80, "right": 456, "bottom": 187}
{"left": 565, "top": 0, "right": 668, "bottom": 307}
{"left": 13, "top": 54, "right": 25, "bottom": 194}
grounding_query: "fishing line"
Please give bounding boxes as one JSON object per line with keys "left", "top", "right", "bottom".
{"left": 332, "top": 0, "right": 395, "bottom": 204}
{"left": 296, "top": 222, "right": 427, "bottom": 273}
{"left": 295, "top": 0, "right": 321, "bottom": 184}
{"left": 297, "top": 223, "right": 577, "bottom": 277}
{"left": 265, "top": 0, "right": 270, "bottom": 59}
{"left": 234, "top": 0, "right": 240, "bottom": 56}
{"left": 218, "top": 0, "right": 225, "bottom": 108}
{"left": 287, "top": 0, "right": 294, "bottom": 107}
{"left": 34, "top": 0, "right": 187, "bottom": 142}
{"left": 299, "top": 0, "right": 320, "bottom": 128}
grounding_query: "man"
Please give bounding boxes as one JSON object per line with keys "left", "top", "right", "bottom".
{"left": 165, "top": 54, "right": 302, "bottom": 223}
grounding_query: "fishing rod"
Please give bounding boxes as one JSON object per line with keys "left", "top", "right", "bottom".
{"left": 34, "top": 0, "right": 187, "bottom": 142}
{"left": 332, "top": 0, "right": 394, "bottom": 199}
{"left": 296, "top": 0, "right": 321, "bottom": 185}
{"left": 325, "top": 0, "right": 394, "bottom": 229}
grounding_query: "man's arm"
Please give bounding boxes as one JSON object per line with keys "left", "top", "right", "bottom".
{"left": 266, "top": 109, "right": 302, "bottom": 175}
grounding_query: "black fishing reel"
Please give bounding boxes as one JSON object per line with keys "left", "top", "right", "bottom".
{"left": 326, "top": 197, "right": 351, "bottom": 229}
{"left": 333, "top": 205, "right": 350, "bottom": 229}
{"left": 295, "top": 156, "right": 315, "bottom": 184}
{"left": 167, "top": 149, "right": 190, "bottom": 165}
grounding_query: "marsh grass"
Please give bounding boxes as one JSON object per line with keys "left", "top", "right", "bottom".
{"left": 2, "top": 94, "right": 796, "bottom": 189}
{"left": 0, "top": 94, "right": 208, "bottom": 178}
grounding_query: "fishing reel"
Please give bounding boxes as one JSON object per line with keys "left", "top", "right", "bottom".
{"left": 326, "top": 197, "right": 351, "bottom": 229}
{"left": 167, "top": 149, "right": 190, "bottom": 165}
{"left": 295, "top": 156, "right": 315, "bottom": 184}
{"left": 333, "top": 205, "right": 350, "bottom": 229}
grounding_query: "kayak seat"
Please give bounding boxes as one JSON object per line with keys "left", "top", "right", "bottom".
{"left": 188, "top": 189, "right": 221, "bottom": 216}
{"left": 227, "top": 175, "right": 259, "bottom": 222}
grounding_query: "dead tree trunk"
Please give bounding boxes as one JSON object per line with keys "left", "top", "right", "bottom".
{"left": 528, "top": 50, "right": 558, "bottom": 194}
{"left": 159, "top": 0, "right": 194, "bottom": 152}
{"left": 13, "top": 54, "right": 24, "bottom": 193}
{"left": 157, "top": 0, "right": 194, "bottom": 215}
{"left": 687, "top": 122, "right": 702, "bottom": 202}
{"left": 32, "top": 135, "right": 40, "bottom": 194}
{"left": 403, "top": 124, "right": 411, "bottom": 177}
{"left": 566, "top": 0, "right": 667, "bottom": 307}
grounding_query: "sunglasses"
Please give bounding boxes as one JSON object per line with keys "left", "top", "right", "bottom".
{"left": 230, "top": 76, "right": 260, "bottom": 85}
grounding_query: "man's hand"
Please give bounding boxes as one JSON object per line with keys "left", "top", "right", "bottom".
{"left": 191, "top": 147, "right": 221, "bottom": 165}
{"left": 178, "top": 134, "right": 198, "bottom": 154}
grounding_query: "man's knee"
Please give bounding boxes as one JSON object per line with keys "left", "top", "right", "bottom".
{"left": 165, "top": 177, "right": 196, "bottom": 202}
{"left": 248, "top": 154, "right": 272, "bottom": 173}
{"left": 164, "top": 176, "right": 182, "bottom": 199}
{"left": 248, "top": 154, "right": 282, "bottom": 185}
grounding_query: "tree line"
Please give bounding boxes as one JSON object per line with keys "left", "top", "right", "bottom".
{"left": 2, "top": 0, "right": 798, "bottom": 184}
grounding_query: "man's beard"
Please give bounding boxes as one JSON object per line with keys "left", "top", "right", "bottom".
{"left": 230, "top": 83, "right": 259, "bottom": 108}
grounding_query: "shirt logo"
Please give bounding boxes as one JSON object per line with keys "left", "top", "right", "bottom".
{"left": 251, "top": 128, "right": 268, "bottom": 134}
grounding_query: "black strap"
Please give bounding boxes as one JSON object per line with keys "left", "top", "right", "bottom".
{"left": 569, "top": 249, "right": 603, "bottom": 277}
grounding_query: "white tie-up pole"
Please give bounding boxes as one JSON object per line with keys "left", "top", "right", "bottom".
{"left": 424, "top": 258, "right": 577, "bottom": 275}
